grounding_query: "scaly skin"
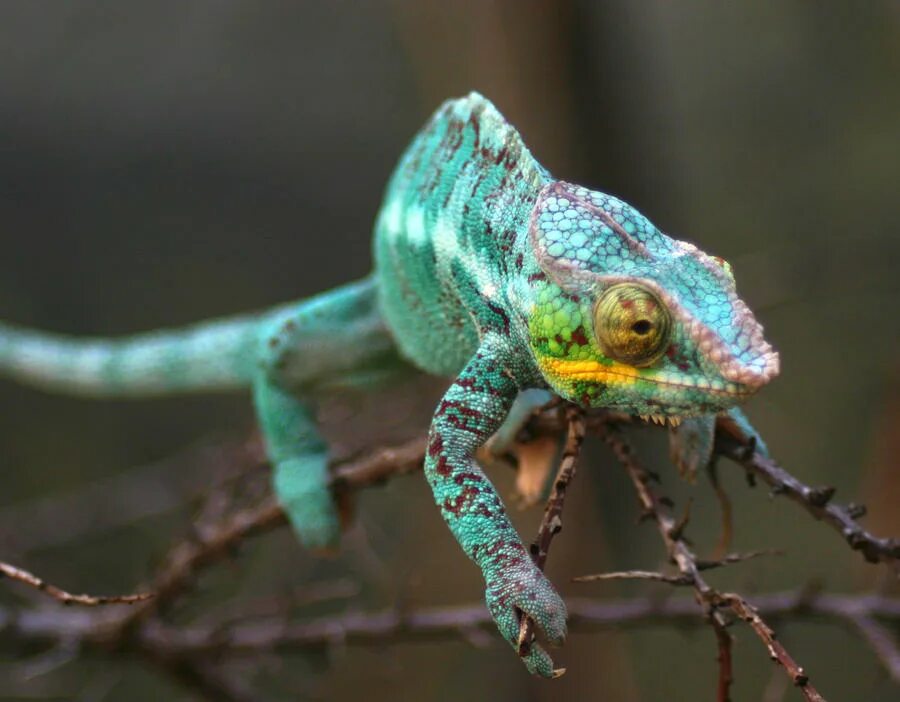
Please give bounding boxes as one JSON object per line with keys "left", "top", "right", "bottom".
{"left": 0, "top": 93, "right": 779, "bottom": 676}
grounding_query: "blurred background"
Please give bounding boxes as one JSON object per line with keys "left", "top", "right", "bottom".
{"left": 0, "top": 2, "right": 898, "bottom": 700}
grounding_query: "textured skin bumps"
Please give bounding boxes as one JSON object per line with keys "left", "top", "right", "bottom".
{"left": 0, "top": 93, "right": 779, "bottom": 677}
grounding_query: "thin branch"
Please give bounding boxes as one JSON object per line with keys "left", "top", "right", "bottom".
{"left": 121, "top": 436, "right": 429, "bottom": 626}
{"left": 717, "top": 592, "right": 822, "bottom": 699}
{"left": 714, "top": 620, "right": 734, "bottom": 702}
{"left": 596, "top": 423, "right": 827, "bottom": 701}
{"left": 516, "top": 405, "right": 585, "bottom": 671}
{"left": 850, "top": 614, "right": 900, "bottom": 682}
{"left": 4, "top": 591, "right": 893, "bottom": 656}
{"left": 0, "top": 561, "right": 153, "bottom": 607}
{"left": 156, "top": 658, "right": 256, "bottom": 702}
{"left": 573, "top": 570, "right": 691, "bottom": 585}
{"left": 715, "top": 415, "right": 900, "bottom": 569}
{"left": 1, "top": 408, "right": 898, "bottom": 701}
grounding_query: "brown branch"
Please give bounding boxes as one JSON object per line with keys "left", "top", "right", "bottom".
{"left": 715, "top": 620, "right": 734, "bottom": 702}
{"left": 574, "top": 570, "right": 692, "bottom": 585}
{"left": 121, "top": 436, "right": 429, "bottom": 626}
{"left": 715, "top": 415, "right": 900, "bottom": 569}
{"left": 516, "top": 405, "right": 585, "bottom": 672}
{"left": 2, "top": 409, "right": 898, "bottom": 701}
{"left": 596, "top": 423, "right": 828, "bottom": 701}
{"left": 717, "top": 592, "right": 823, "bottom": 699}
{"left": 5, "top": 592, "right": 896, "bottom": 657}
{"left": 0, "top": 561, "right": 153, "bottom": 607}
{"left": 529, "top": 410, "right": 898, "bottom": 572}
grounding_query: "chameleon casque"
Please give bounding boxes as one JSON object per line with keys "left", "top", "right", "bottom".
{"left": 0, "top": 93, "right": 779, "bottom": 676}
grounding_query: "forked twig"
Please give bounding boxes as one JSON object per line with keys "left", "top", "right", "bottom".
{"left": 595, "top": 423, "right": 827, "bottom": 701}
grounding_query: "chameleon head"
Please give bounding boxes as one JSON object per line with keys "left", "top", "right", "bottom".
{"left": 526, "top": 181, "right": 779, "bottom": 422}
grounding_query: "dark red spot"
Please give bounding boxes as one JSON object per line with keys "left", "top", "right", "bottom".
{"left": 427, "top": 434, "right": 444, "bottom": 458}
{"left": 571, "top": 326, "right": 590, "bottom": 346}
{"left": 434, "top": 455, "right": 451, "bottom": 476}
{"left": 485, "top": 300, "right": 511, "bottom": 333}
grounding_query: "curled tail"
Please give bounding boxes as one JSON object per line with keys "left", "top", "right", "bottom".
{"left": 0, "top": 312, "right": 265, "bottom": 397}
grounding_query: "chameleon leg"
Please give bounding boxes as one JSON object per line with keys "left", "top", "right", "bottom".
{"left": 669, "top": 407, "right": 769, "bottom": 479}
{"left": 669, "top": 415, "right": 716, "bottom": 480}
{"left": 425, "top": 338, "right": 566, "bottom": 677}
{"left": 253, "top": 278, "right": 397, "bottom": 551}
{"left": 253, "top": 378, "right": 337, "bottom": 549}
{"left": 723, "top": 406, "right": 770, "bottom": 457}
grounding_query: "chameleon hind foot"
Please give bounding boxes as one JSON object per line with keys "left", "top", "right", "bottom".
{"left": 273, "top": 454, "right": 342, "bottom": 551}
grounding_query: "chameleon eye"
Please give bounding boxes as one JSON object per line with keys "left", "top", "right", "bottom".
{"left": 593, "top": 283, "right": 672, "bottom": 367}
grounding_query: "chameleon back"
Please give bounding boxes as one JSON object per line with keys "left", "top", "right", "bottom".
{"left": 373, "top": 93, "right": 550, "bottom": 377}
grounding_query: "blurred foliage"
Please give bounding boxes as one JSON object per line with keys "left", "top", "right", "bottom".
{"left": 0, "top": 2, "right": 898, "bottom": 700}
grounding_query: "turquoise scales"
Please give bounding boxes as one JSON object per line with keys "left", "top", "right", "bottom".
{"left": 0, "top": 93, "right": 779, "bottom": 677}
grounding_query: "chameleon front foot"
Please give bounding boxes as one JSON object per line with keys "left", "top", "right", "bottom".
{"left": 486, "top": 565, "right": 567, "bottom": 677}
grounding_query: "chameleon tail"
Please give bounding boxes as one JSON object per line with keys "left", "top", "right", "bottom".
{"left": 0, "top": 313, "right": 263, "bottom": 397}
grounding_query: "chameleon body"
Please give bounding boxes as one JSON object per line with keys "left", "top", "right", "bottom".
{"left": 0, "top": 93, "right": 779, "bottom": 676}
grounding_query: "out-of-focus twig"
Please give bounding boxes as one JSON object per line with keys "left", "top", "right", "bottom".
{"left": 0, "top": 561, "right": 153, "bottom": 607}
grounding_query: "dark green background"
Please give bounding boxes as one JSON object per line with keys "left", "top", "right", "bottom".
{"left": 1, "top": 2, "right": 898, "bottom": 700}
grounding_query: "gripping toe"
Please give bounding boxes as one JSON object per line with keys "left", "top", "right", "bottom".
{"left": 486, "top": 565, "right": 568, "bottom": 676}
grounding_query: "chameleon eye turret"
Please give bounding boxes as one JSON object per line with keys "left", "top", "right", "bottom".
{"left": 593, "top": 283, "right": 672, "bottom": 367}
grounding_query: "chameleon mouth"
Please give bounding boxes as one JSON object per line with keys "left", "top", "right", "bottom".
{"left": 538, "top": 356, "right": 757, "bottom": 399}
{"left": 640, "top": 414, "right": 683, "bottom": 427}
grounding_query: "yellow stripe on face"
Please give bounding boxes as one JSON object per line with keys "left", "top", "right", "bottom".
{"left": 537, "top": 356, "right": 644, "bottom": 386}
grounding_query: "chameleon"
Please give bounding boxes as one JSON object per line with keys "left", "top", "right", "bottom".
{"left": 0, "top": 93, "right": 779, "bottom": 676}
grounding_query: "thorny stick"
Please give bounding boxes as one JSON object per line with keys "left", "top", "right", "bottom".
{"left": 528, "top": 411, "right": 900, "bottom": 572}
{"left": 596, "top": 423, "right": 827, "bottom": 702}
{"left": 0, "top": 561, "right": 153, "bottom": 607}
{"left": 515, "top": 405, "right": 585, "bottom": 676}
{"left": 2, "top": 411, "right": 898, "bottom": 700}
{"left": 715, "top": 415, "right": 900, "bottom": 570}
{"left": 119, "top": 436, "right": 428, "bottom": 627}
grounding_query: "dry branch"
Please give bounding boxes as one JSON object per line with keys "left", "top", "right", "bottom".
{"left": 1, "top": 407, "right": 898, "bottom": 701}
{"left": 0, "top": 561, "right": 153, "bottom": 607}
{"left": 715, "top": 415, "right": 900, "bottom": 569}
{"left": 595, "top": 422, "right": 827, "bottom": 701}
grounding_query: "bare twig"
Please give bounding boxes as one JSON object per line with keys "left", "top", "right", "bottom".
{"left": 849, "top": 614, "right": 900, "bottom": 682}
{"left": 573, "top": 570, "right": 692, "bottom": 585}
{"left": 121, "top": 436, "right": 429, "bottom": 626}
{"left": 0, "top": 561, "right": 153, "bottom": 607}
{"left": 715, "top": 415, "right": 900, "bottom": 569}
{"left": 1, "top": 409, "right": 898, "bottom": 701}
{"left": 516, "top": 405, "right": 585, "bottom": 672}
{"left": 596, "top": 423, "right": 828, "bottom": 701}
{"left": 5, "top": 592, "right": 896, "bottom": 656}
